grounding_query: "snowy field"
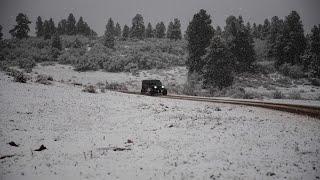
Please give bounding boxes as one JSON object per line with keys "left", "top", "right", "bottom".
{"left": 0, "top": 71, "right": 320, "bottom": 180}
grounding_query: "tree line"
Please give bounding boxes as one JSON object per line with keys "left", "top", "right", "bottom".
{"left": 1, "top": 11, "right": 319, "bottom": 83}
{"left": 3, "top": 13, "right": 182, "bottom": 41}
{"left": 185, "top": 9, "right": 320, "bottom": 89}
{"left": 103, "top": 14, "right": 182, "bottom": 48}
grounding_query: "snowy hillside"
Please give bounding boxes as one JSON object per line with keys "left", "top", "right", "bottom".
{"left": 0, "top": 72, "right": 319, "bottom": 180}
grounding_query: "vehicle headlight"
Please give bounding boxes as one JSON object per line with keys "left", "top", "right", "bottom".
{"left": 154, "top": 86, "right": 157, "bottom": 88}
{"left": 161, "top": 86, "right": 164, "bottom": 88}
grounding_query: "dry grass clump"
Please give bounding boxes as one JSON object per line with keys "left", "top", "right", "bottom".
{"left": 104, "top": 81, "right": 128, "bottom": 91}
{"left": 35, "top": 74, "right": 53, "bottom": 85}
{"left": 5, "top": 68, "right": 28, "bottom": 83}
{"left": 273, "top": 90, "right": 284, "bottom": 99}
{"left": 82, "top": 85, "right": 97, "bottom": 93}
{"left": 288, "top": 91, "right": 302, "bottom": 100}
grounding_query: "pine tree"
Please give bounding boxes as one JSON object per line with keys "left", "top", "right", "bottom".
{"left": 215, "top": 26, "right": 222, "bottom": 36}
{"left": 203, "top": 35, "right": 234, "bottom": 89}
{"left": 155, "top": 22, "right": 166, "bottom": 38}
{"left": 257, "top": 24, "right": 263, "bottom": 38}
{"left": 106, "top": 18, "right": 115, "bottom": 36}
{"left": 104, "top": 31, "right": 115, "bottom": 49}
{"left": 307, "top": 25, "right": 320, "bottom": 77}
{"left": 35, "top": 16, "right": 44, "bottom": 37}
{"left": 224, "top": 15, "right": 256, "bottom": 72}
{"left": 67, "top": 13, "right": 76, "bottom": 35}
{"left": 274, "top": 11, "right": 306, "bottom": 66}
{"left": 122, "top": 24, "right": 130, "bottom": 39}
{"left": 52, "top": 32, "right": 62, "bottom": 50}
{"left": 43, "top": 20, "right": 50, "bottom": 39}
{"left": 43, "top": 18, "right": 55, "bottom": 39}
{"left": 186, "top": 9, "right": 213, "bottom": 74}
{"left": 115, "top": 23, "right": 121, "bottom": 37}
{"left": 167, "top": 21, "right": 174, "bottom": 39}
{"left": 262, "top": 18, "right": 270, "bottom": 39}
{"left": 145, "top": 23, "right": 154, "bottom": 38}
{"left": 104, "top": 18, "right": 115, "bottom": 48}
{"left": 48, "top": 18, "right": 56, "bottom": 35}
{"left": 310, "top": 25, "right": 320, "bottom": 55}
{"left": 246, "top": 22, "right": 251, "bottom": 33}
{"left": 252, "top": 23, "right": 258, "bottom": 38}
{"left": 9, "top": 13, "right": 31, "bottom": 39}
{"left": 0, "top": 25, "right": 3, "bottom": 40}
{"left": 130, "top": 14, "right": 145, "bottom": 39}
{"left": 76, "top": 17, "right": 86, "bottom": 35}
{"left": 171, "top": 18, "right": 182, "bottom": 40}
{"left": 268, "top": 16, "right": 284, "bottom": 57}
{"left": 57, "top": 19, "right": 67, "bottom": 35}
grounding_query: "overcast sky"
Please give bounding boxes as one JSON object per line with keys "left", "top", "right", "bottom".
{"left": 1, "top": 0, "right": 319, "bottom": 38}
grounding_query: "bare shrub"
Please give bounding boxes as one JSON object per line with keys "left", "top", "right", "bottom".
{"left": 310, "top": 78, "right": 320, "bottom": 86}
{"left": 40, "top": 61, "right": 56, "bottom": 66}
{"left": 288, "top": 91, "right": 302, "bottom": 100}
{"left": 273, "top": 90, "right": 284, "bottom": 99}
{"left": 14, "top": 72, "right": 27, "bottom": 83}
{"left": 6, "top": 69, "right": 28, "bottom": 83}
{"left": 82, "top": 85, "right": 97, "bottom": 93}
{"left": 275, "top": 77, "right": 292, "bottom": 87}
{"left": 279, "top": 63, "right": 304, "bottom": 79}
{"left": 35, "top": 74, "right": 53, "bottom": 85}
{"left": 105, "top": 81, "right": 128, "bottom": 91}
{"left": 18, "top": 58, "right": 36, "bottom": 72}
{"left": 242, "top": 91, "right": 262, "bottom": 99}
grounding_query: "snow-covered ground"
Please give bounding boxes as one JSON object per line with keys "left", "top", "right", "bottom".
{"left": 1, "top": 72, "right": 320, "bottom": 180}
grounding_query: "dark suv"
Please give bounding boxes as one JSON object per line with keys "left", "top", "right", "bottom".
{"left": 141, "top": 80, "right": 167, "bottom": 95}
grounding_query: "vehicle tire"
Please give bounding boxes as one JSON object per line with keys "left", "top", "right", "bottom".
{"left": 162, "top": 89, "right": 167, "bottom": 96}
{"left": 147, "top": 88, "right": 152, "bottom": 95}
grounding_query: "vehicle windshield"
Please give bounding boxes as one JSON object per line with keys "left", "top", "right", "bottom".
{"left": 144, "top": 80, "right": 162, "bottom": 86}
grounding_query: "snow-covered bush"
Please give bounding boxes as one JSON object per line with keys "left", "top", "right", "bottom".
{"left": 279, "top": 63, "right": 304, "bottom": 79}
{"left": 18, "top": 58, "right": 36, "bottom": 72}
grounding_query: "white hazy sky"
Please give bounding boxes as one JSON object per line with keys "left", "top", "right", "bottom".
{"left": 1, "top": 0, "right": 319, "bottom": 38}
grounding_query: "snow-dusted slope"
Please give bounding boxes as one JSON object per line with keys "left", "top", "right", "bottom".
{"left": 0, "top": 72, "right": 319, "bottom": 180}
